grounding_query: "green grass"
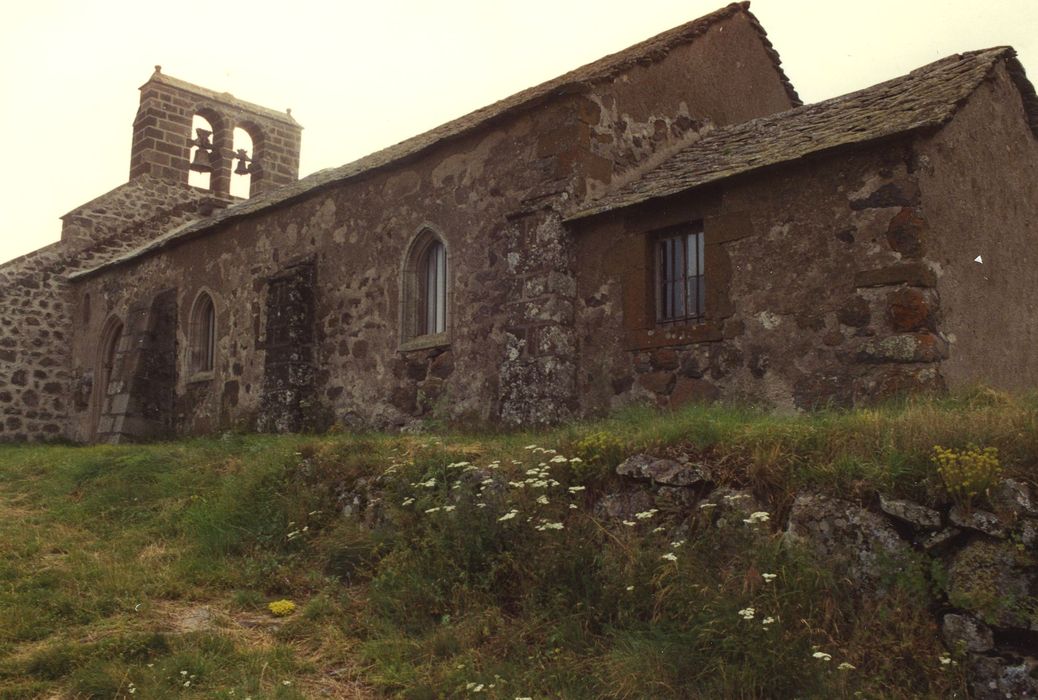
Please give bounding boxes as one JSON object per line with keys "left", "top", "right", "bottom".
{"left": 4, "top": 389, "right": 1034, "bottom": 697}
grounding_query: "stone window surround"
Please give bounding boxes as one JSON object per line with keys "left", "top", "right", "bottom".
{"left": 399, "top": 225, "right": 451, "bottom": 352}
{"left": 623, "top": 218, "right": 727, "bottom": 350}
{"left": 614, "top": 191, "right": 739, "bottom": 351}
{"left": 89, "top": 314, "right": 124, "bottom": 437}
{"left": 186, "top": 288, "right": 218, "bottom": 382}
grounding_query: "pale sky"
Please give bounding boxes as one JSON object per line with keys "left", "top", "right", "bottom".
{"left": 1, "top": 0, "right": 1036, "bottom": 264}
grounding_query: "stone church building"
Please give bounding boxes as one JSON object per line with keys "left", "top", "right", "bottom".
{"left": 2, "top": 2, "right": 1037, "bottom": 442}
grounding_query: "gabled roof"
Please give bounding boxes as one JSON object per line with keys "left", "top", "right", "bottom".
{"left": 568, "top": 47, "right": 1038, "bottom": 222}
{"left": 70, "top": 2, "right": 795, "bottom": 280}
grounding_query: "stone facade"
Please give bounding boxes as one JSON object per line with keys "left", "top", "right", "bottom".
{"left": 1, "top": 3, "right": 1036, "bottom": 442}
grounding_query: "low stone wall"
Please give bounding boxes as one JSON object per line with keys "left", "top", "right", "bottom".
{"left": 603, "top": 453, "right": 1038, "bottom": 700}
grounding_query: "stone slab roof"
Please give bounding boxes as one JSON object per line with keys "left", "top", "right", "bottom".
{"left": 70, "top": 2, "right": 795, "bottom": 280}
{"left": 568, "top": 47, "right": 1038, "bottom": 221}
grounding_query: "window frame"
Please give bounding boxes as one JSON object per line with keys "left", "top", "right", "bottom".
{"left": 400, "top": 228, "right": 451, "bottom": 351}
{"left": 654, "top": 223, "right": 705, "bottom": 327}
{"left": 187, "top": 290, "right": 217, "bottom": 380}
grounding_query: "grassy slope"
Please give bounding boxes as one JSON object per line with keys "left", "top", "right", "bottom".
{"left": 1, "top": 389, "right": 1035, "bottom": 698}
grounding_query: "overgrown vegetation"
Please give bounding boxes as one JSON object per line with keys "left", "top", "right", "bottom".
{"left": 2, "top": 388, "right": 1035, "bottom": 698}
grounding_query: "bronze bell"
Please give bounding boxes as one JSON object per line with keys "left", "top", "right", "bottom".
{"left": 233, "top": 148, "right": 252, "bottom": 175}
{"left": 189, "top": 147, "right": 213, "bottom": 173}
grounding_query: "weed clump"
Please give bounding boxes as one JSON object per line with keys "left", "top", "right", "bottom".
{"left": 267, "top": 599, "right": 297, "bottom": 617}
{"left": 933, "top": 444, "right": 1002, "bottom": 509}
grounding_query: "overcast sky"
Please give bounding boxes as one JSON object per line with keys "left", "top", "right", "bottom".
{"left": 1, "top": 0, "right": 1036, "bottom": 264}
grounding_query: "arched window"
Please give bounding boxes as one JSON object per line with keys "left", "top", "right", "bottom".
{"left": 188, "top": 114, "right": 216, "bottom": 191}
{"left": 401, "top": 229, "right": 449, "bottom": 347}
{"left": 89, "top": 316, "right": 123, "bottom": 438}
{"left": 189, "top": 292, "right": 216, "bottom": 374}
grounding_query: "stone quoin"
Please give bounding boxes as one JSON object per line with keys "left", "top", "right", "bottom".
{"left": 1, "top": 2, "right": 1037, "bottom": 442}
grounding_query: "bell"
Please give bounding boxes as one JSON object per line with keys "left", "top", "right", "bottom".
{"left": 233, "top": 148, "right": 251, "bottom": 175}
{"left": 189, "top": 148, "right": 212, "bottom": 173}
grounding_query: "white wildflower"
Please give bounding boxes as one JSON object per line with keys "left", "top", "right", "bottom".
{"left": 635, "top": 509, "right": 658, "bottom": 520}
{"left": 498, "top": 509, "right": 519, "bottom": 521}
{"left": 569, "top": 457, "right": 583, "bottom": 464}
{"left": 443, "top": 505, "right": 456, "bottom": 512}
{"left": 837, "top": 662, "right": 856, "bottom": 671}
{"left": 743, "top": 511, "right": 771, "bottom": 525}
{"left": 425, "top": 507, "right": 441, "bottom": 513}
{"left": 569, "top": 504, "right": 578, "bottom": 509}
{"left": 698, "top": 502, "right": 717, "bottom": 509}
{"left": 550, "top": 455, "right": 568, "bottom": 463}
{"left": 670, "top": 540, "right": 685, "bottom": 548}
{"left": 536, "top": 495, "right": 549, "bottom": 505}
{"left": 476, "top": 502, "right": 487, "bottom": 508}
{"left": 622, "top": 520, "right": 637, "bottom": 527}
{"left": 761, "top": 616, "right": 775, "bottom": 626}
{"left": 625, "top": 585, "right": 634, "bottom": 591}
{"left": 738, "top": 607, "right": 755, "bottom": 620}
{"left": 812, "top": 651, "right": 832, "bottom": 661}
{"left": 568, "top": 485, "right": 586, "bottom": 493}
{"left": 652, "top": 526, "right": 665, "bottom": 533}
{"left": 524, "top": 445, "right": 537, "bottom": 450}
{"left": 661, "top": 552, "right": 678, "bottom": 562}
{"left": 762, "top": 573, "right": 777, "bottom": 583}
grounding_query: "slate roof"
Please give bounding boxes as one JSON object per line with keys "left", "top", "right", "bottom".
{"left": 71, "top": 2, "right": 793, "bottom": 280}
{"left": 568, "top": 47, "right": 1038, "bottom": 221}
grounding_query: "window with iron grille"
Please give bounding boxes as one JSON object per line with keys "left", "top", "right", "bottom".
{"left": 655, "top": 224, "right": 705, "bottom": 325}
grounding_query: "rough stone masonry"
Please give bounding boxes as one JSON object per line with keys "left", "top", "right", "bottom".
{"left": 2, "top": 2, "right": 1037, "bottom": 442}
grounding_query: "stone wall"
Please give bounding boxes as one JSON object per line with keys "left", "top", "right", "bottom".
{"left": 0, "top": 178, "right": 233, "bottom": 442}
{"left": 916, "top": 62, "right": 1038, "bottom": 392}
{"left": 571, "top": 141, "right": 947, "bottom": 413}
{"left": 0, "top": 243, "right": 72, "bottom": 440}
{"left": 64, "top": 15, "right": 798, "bottom": 439}
{"left": 600, "top": 452, "right": 1038, "bottom": 699}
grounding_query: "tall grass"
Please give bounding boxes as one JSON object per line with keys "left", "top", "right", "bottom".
{"left": 3, "top": 390, "right": 1029, "bottom": 697}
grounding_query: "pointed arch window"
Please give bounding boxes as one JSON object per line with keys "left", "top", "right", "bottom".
{"left": 401, "top": 229, "right": 450, "bottom": 349}
{"left": 189, "top": 292, "right": 216, "bottom": 374}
